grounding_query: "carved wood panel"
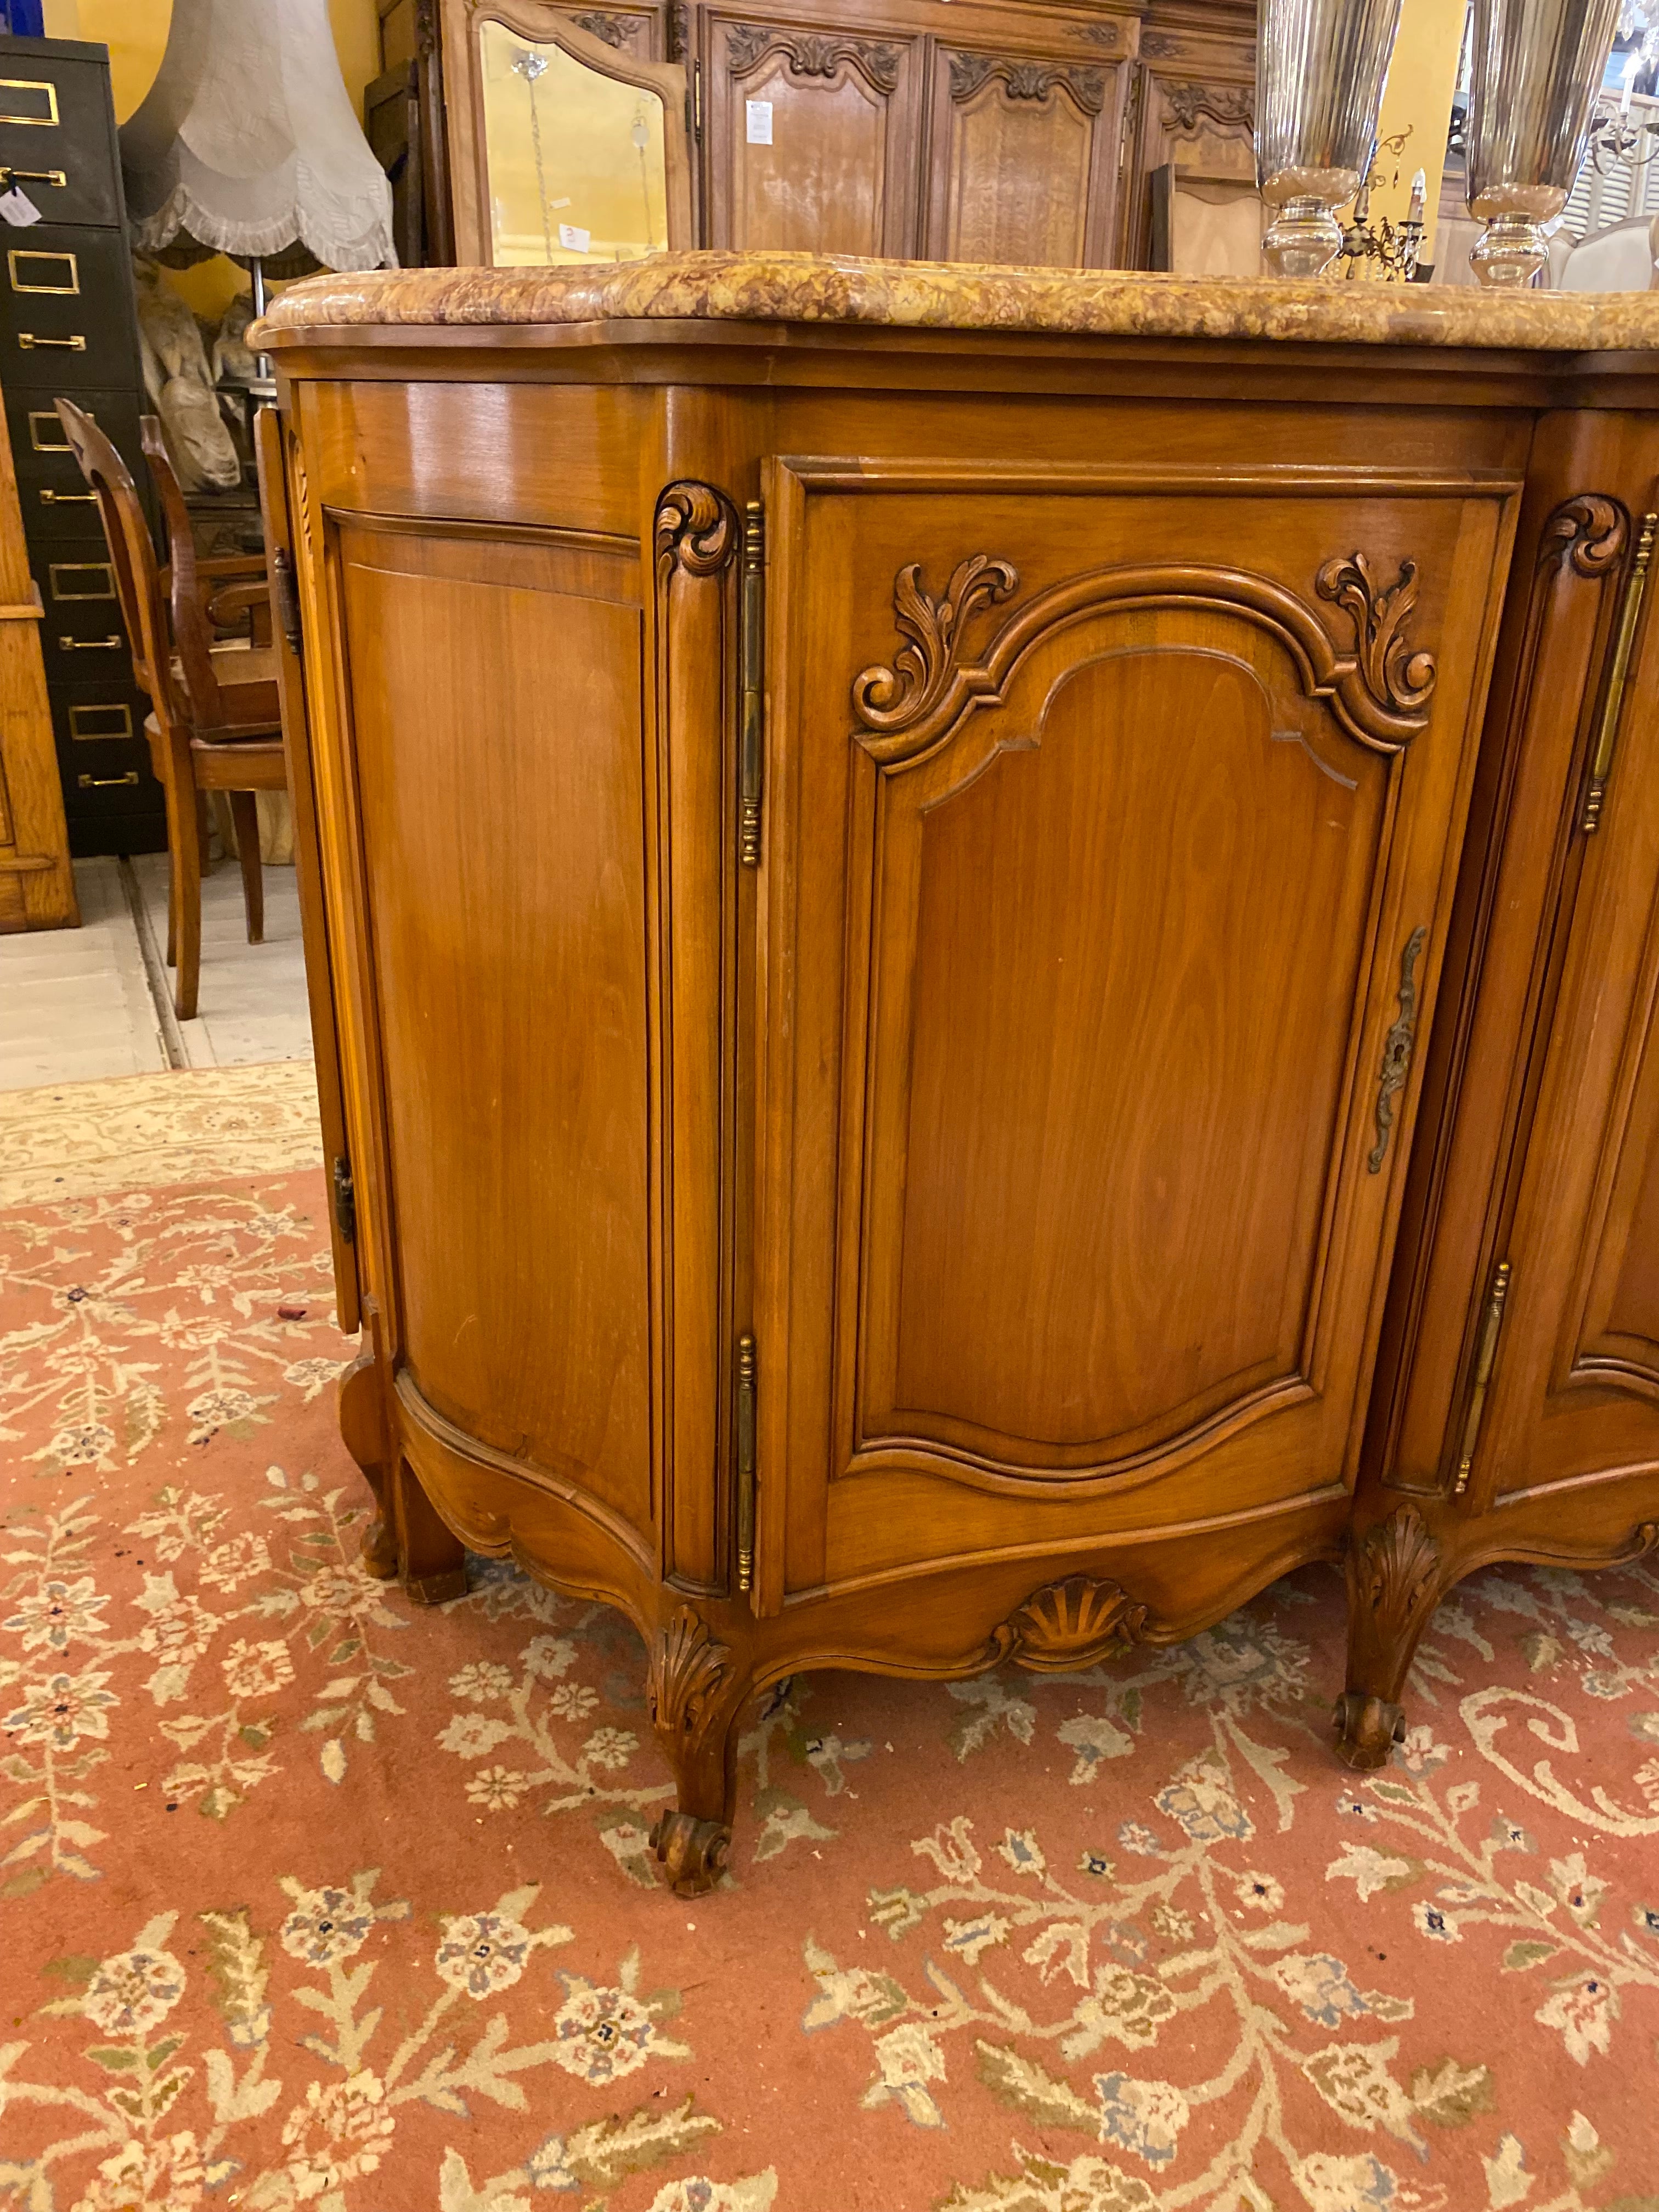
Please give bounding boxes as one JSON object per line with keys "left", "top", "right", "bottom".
{"left": 1120, "top": 59, "right": 1256, "bottom": 266}
{"left": 754, "top": 464, "right": 1514, "bottom": 1601}
{"left": 702, "top": 13, "right": 924, "bottom": 253}
{"left": 922, "top": 43, "right": 1125, "bottom": 267}
{"left": 331, "top": 518, "right": 657, "bottom": 1542}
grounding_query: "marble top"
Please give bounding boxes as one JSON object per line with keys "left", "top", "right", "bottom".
{"left": 253, "top": 250, "right": 1659, "bottom": 354}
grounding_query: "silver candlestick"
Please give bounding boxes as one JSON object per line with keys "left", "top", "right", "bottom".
{"left": 1256, "top": 0, "right": 1406, "bottom": 277}
{"left": 1466, "top": 0, "right": 1622, "bottom": 284}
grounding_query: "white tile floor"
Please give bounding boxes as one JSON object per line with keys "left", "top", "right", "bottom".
{"left": 0, "top": 853, "right": 313, "bottom": 1092}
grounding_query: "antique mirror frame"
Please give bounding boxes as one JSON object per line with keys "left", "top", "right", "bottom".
{"left": 441, "top": 0, "right": 692, "bottom": 267}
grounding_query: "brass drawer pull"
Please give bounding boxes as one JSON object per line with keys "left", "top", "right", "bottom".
{"left": 0, "top": 165, "right": 65, "bottom": 189}
{"left": 40, "top": 487, "right": 94, "bottom": 505}
{"left": 18, "top": 331, "right": 84, "bottom": 351}
{"left": 77, "top": 770, "right": 138, "bottom": 789}
{"left": 58, "top": 632, "right": 121, "bottom": 651}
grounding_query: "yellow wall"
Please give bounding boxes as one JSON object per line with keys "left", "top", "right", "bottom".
{"left": 1365, "top": 0, "right": 1468, "bottom": 264}
{"left": 43, "top": 0, "right": 381, "bottom": 319}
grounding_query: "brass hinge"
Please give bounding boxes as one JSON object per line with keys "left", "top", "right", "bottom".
{"left": 272, "top": 545, "right": 303, "bottom": 654}
{"left": 739, "top": 499, "right": 764, "bottom": 867}
{"left": 331, "top": 1155, "right": 357, "bottom": 1247}
{"left": 1453, "top": 1258, "right": 1511, "bottom": 1495}
{"left": 1582, "top": 509, "right": 1655, "bottom": 833}
{"left": 692, "top": 57, "right": 703, "bottom": 143}
{"left": 735, "top": 1332, "right": 757, "bottom": 1593}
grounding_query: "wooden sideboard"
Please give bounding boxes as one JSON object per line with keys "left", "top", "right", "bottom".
{"left": 257, "top": 257, "right": 1659, "bottom": 1893}
{"left": 428, "top": 0, "right": 1255, "bottom": 268}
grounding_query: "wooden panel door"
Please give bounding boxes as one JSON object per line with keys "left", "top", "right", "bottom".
{"left": 325, "top": 516, "right": 657, "bottom": 1548}
{"left": 1454, "top": 494, "right": 1659, "bottom": 1508}
{"left": 923, "top": 44, "right": 1125, "bottom": 266}
{"left": 702, "top": 12, "right": 924, "bottom": 254}
{"left": 753, "top": 460, "right": 1516, "bottom": 1610}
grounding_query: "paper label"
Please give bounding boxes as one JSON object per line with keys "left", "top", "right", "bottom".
{"left": 557, "top": 222, "right": 591, "bottom": 253}
{"left": 0, "top": 188, "right": 42, "bottom": 227}
{"left": 746, "top": 98, "right": 773, "bottom": 145}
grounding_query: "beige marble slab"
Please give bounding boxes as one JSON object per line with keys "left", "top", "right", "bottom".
{"left": 255, "top": 250, "right": 1659, "bottom": 354}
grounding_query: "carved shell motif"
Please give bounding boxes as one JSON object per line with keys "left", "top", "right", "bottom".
{"left": 646, "top": 1606, "right": 733, "bottom": 1753}
{"left": 987, "top": 1574, "right": 1152, "bottom": 1673}
{"left": 1347, "top": 1508, "right": 1442, "bottom": 1639}
{"left": 1316, "top": 554, "right": 1438, "bottom": 720}
{"left": 852, "top": 554, "right": 1019, "bottom": 733}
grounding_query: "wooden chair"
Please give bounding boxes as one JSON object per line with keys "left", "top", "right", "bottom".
{"left": 55, "top": 399, "right": 285, "bottom": 1021}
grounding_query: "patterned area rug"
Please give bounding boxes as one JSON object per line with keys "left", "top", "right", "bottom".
{"left": 3, "top": 1069, "right": 1658, "bottom": 2212}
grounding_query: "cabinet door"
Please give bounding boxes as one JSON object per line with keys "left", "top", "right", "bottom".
{"left": 702, "top": 12, "right": 924, "bottom": 253}
{"left": 1449, "top": 498, "right": 1659, "bottom": 1505}
{"left": 753, "top": 460, "right": 1515, "bottom": 1611}
{"left": 923, "top": 46, "right": 1125, "bottom": 266}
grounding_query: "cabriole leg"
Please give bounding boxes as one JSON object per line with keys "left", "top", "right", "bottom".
{"left": 645, "top": 1605, "right": 749, "bottom": 1895}
{"left": 1335, "top": 1504, "right": 1448, "bottom": 1770}
{"left": 338, "top": 1342, "right": 466, "bottom": 1604}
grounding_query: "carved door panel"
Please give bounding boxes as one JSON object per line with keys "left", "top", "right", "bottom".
{"left": 1460, "top": 508, "right": 1659, "bottom": 1504}
{"left": 753, "top": 462, "right": 1516, "bottom": 1611}
{"left": 702, "top": 12, "right": 924, "bottom": 254}
{"left": 1121, "top": 64, "right": 1255, "bottom": 268}
{"left": 922, "top": 44, "right": 1126, "bottom": 266}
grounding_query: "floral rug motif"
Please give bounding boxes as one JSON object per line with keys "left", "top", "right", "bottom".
{"left": 2, "top": 1121, "right": 1658, "bottom": 2211}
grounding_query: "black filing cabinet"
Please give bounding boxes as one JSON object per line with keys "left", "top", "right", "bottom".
{"left": 0, "top": 35, "right": 162, "bottom": 855}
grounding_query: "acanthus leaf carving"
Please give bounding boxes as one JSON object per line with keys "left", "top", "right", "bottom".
{"left": 572, "top": 9, "right": 640, "bottom": 50}
{"left": 1316, "top": 552, "right": 1438, "bottom": 721}
{"left": 726, "top": 26, "right": 902, "bottom": 93}
{"left": 852, "top": 545, "right": 1440, "bottom": 759}
{"left": 654, "top": 479, "right": 738, "bottom": 578}
{"left": 986, "top": 1573, "right": 1153, "bottom": 1672}
{"left": 947, "top": 52, "right": 1106, "bottom": 114}
{"left": 852, "top": 554, "right": 1019, "bottom": 735}
{"left": 646, "top": 1605, "right": 734, "bottom": 1757}
{"left": 1160, "top": 78, "right": 1254, "bottom": 134}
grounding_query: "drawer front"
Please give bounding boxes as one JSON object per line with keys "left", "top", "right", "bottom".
{"left": 0, "top": 47, "right": 121, "bottom": 228}
{"left": 35, "top": 541, "right": 132, "bottom": 679}
{"left": 50, "top": 673, "right": 156, "bottom": 822}
{"left": 7, "top": 382, "right": 145, "bottom": 538}
{"left": 0, "top": 223, "right": 140, "bottom": 387}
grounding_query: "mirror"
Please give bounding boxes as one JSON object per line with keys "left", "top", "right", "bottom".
{"left": 478, "top": 19, "right": 670, "bottom": 265}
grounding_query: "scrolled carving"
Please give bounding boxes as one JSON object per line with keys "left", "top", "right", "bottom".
{"left": 1541, "top": 492, "right": 1627, "bottom": 578}
{"left": 1139, "top": 30, "right": 1182, "bottom": 58}
{"left": 852, "top": 554, "right": 1019, "bottom": 734}
{"left": 665, "top": 1, "right": 688, "bottom": 61}
{"left": 852, "top": 548, "right": 1441, "bottom": 759}
{"left": 986, "top": 1573, "right": 1152, "bottom": 1673}
{"left": 572, "top": 8, "right": 639, "bottom": 49}
{"left": 726, "top": 25, "right": 901, "bottom": 93}
{"left": 1316, "top": 553, "right": 1438, "bottom": 721}
{"left": 646, "top": 1605, "right": 734, "bottom": 1756}
{"left": 654, "top": 480, "right": 739, "bottom": 578}
{"left": 1161, "top": 80, "right": 1254, "bottom": 134}
{"left": 947, "top": 52, "right": 1107, "bottom": 113}
{"left": 1078, "top": 19, "right": 1120, "bottom": 47}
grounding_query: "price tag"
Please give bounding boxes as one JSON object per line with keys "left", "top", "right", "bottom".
{"left": 0, "top": 187, "right": 42, "bottom": 226}
{"left": 746, "top": 98, "right": 773, "bottom": 145}
{"left": 557, "top": 222, "right": 591, "bottom": 253}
